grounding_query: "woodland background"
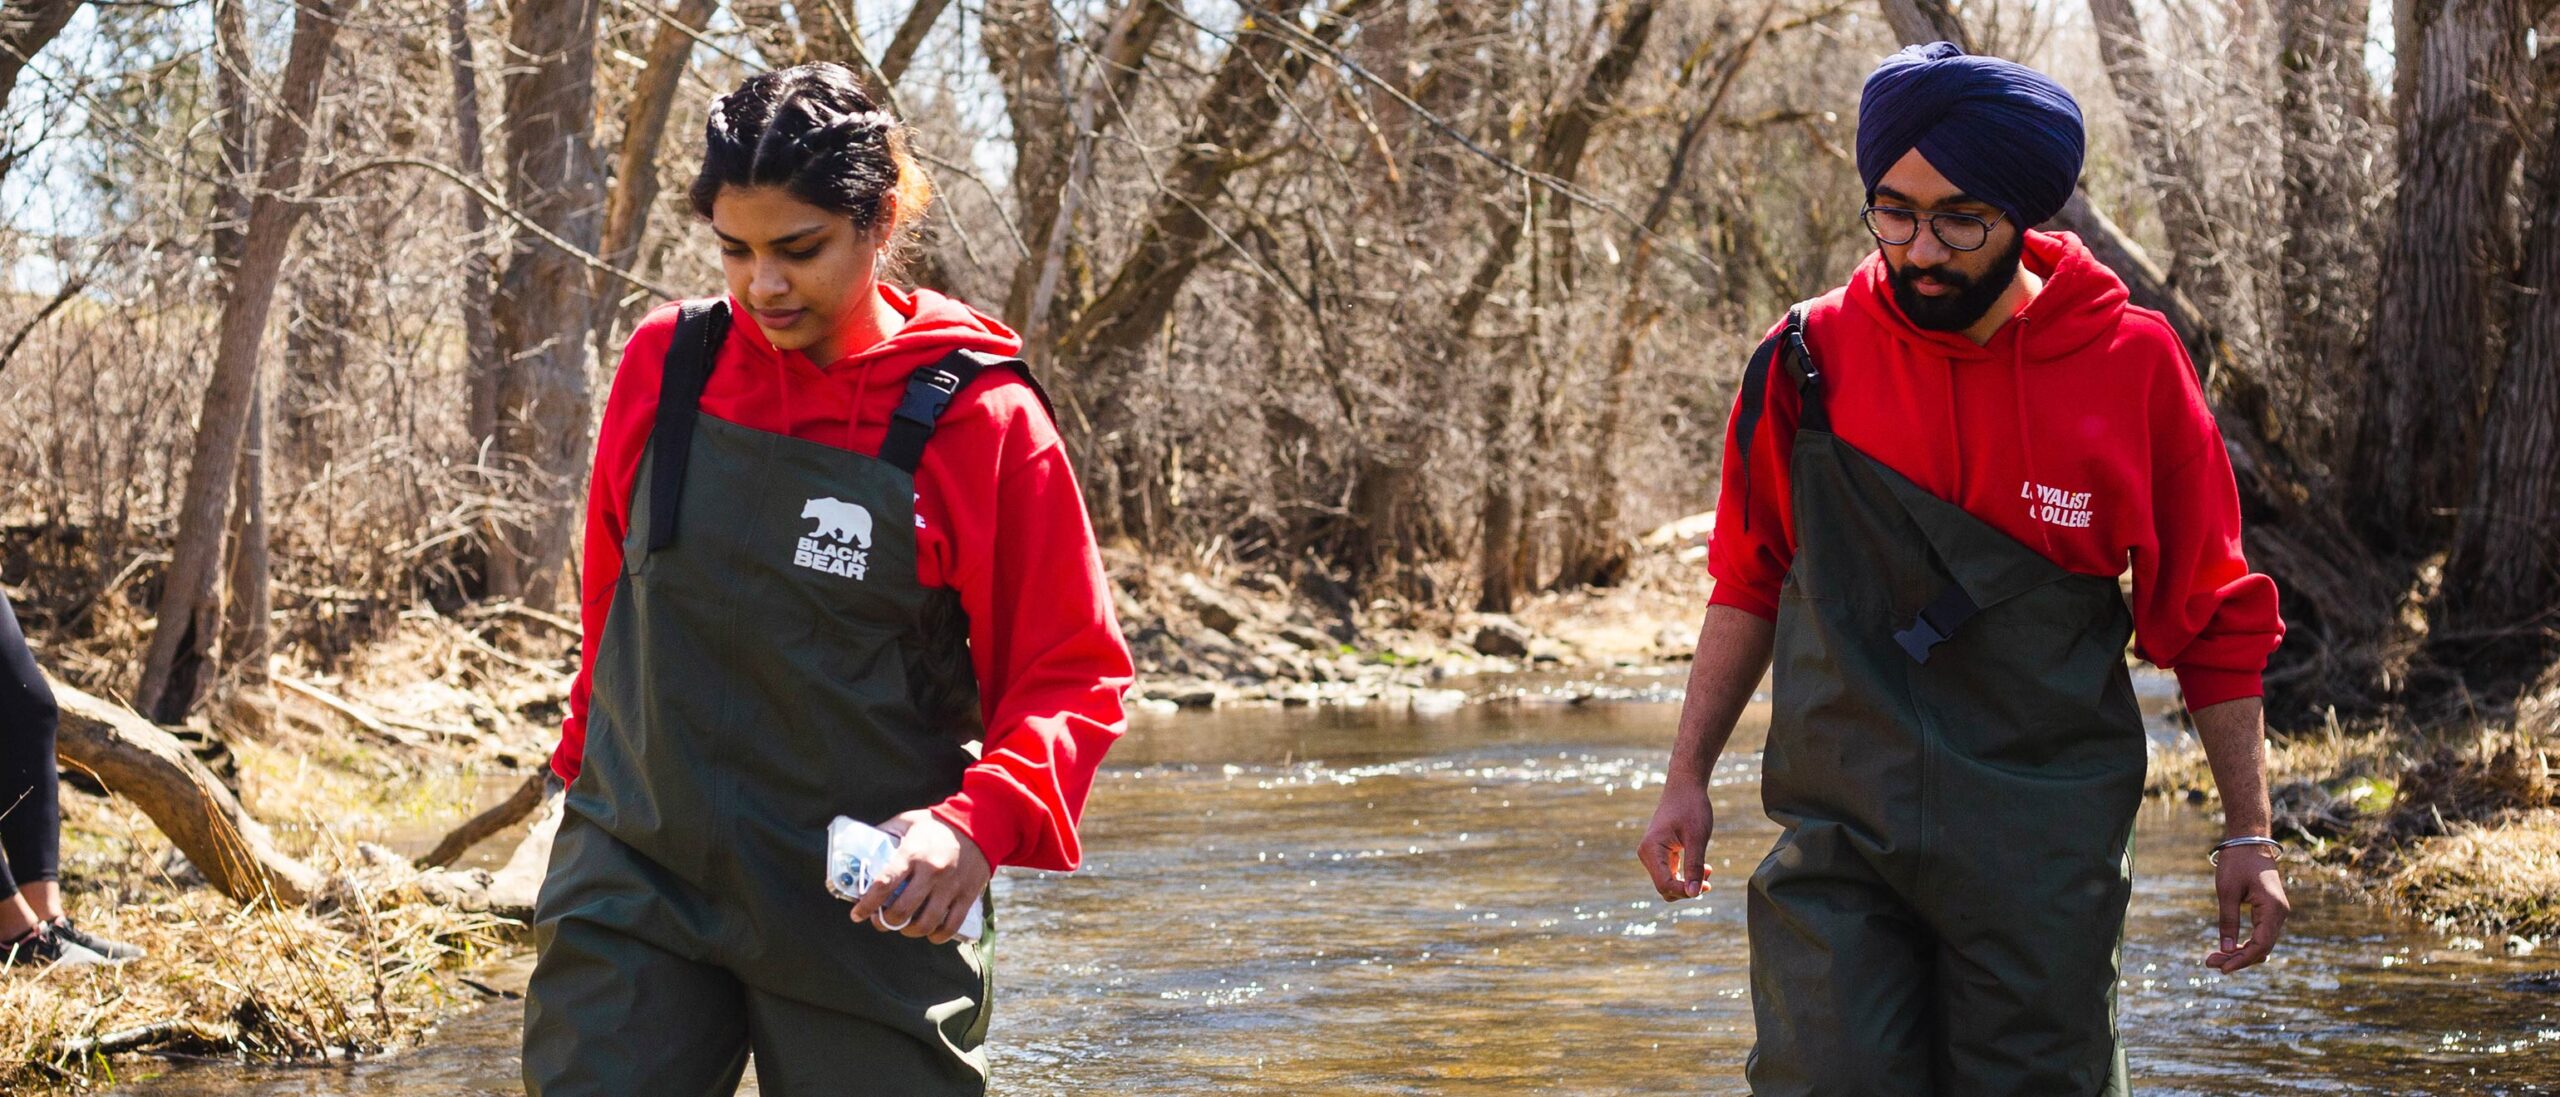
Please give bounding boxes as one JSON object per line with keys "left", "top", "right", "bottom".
{"left": 0, "top": 0, "right": 2557, "bottom": 1080}
{"left": 0, "top": 0, "right": 2549, "bottom": 762}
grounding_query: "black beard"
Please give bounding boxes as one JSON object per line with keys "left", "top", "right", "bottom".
{"left": 1889, "top": 233, "right": 2025, "bottom": 332}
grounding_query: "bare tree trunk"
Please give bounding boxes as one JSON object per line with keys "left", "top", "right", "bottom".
{"left": 987, "top": 0, "right": 1174, "bottom": 343}
{"left": 594, "top": 0, "right": 716, "bottom": 356}
{"left": 1048, "top": 0, "right": 1385, "bottom": 542}
{"left": 53, "top": 677, "right": 324, "bottom": 906}
{"left": 1464, "top": 0, "right": 1659, "bottom": 611}
{"left": 878, "top": 0, "right": 953, "bottom": 84}
{"left": 793, "top": 0, "right": 861, "bottom": 64}
{"left": 0, "top": 0, "right": 82, "bottom": 187}
{"left": 1054, "top": 0, "right": 1388, "bottom": 368}
{"left": 133, "top": 1, "right": 342, "bottom": 722}
{"left": 221, "top": 383, "right": 271, "bottom": 688}
{"left": 1880, "top": 0, "right": 1964, "bottom": 45}
{"left": 982, "top": 0, "right": 1072, "bottom": 331}
{"left": 486, "top": 0, "right": 604, "bottom": 606}
{"left": 450, "top": 0, "right": 499, "bottom": 458}
{"left": 735, "top": 0, "right": 806, "bottom": 65}
{"left": 1559, "top": 9, "right": 1773, "bottom": 590}
{"left": 2349, "top": 0, "right": 2525, "bottom": 552}
{"left": 2275, "top": 0, "right": 2376, "bottom": 466}
{"left": 210, "top": 0, "right": 252, "bottom": 271}
{"left": 2438, "top": 94, "right": 2560, "bottom": 676}
{"left": 2086, "top": 0, "right": 2238, "bottom": 348}
{"left": 210, "top": 0, "right": 268, "bottom": 689}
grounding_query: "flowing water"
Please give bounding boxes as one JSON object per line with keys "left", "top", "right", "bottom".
{"left": 112, "top": 675, "right": 2560, "bottom": 1095}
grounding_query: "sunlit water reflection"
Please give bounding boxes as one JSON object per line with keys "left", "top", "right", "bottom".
{"left": 114, "top": 678, "right": 2560, "bottom": 1095}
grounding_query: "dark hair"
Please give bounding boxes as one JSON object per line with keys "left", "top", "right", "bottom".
{"left": 689, "top": 63, "right": 930, "bottom": 241}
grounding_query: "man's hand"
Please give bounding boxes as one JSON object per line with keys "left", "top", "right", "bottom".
{"left": 847, "top": 810, "right": 990, "bottom": 945}
{"left": 1636, "top": 605, "right": 1772, "bottom": 904}
{"left": 2190, "top": 695, "right": 2287, "bottom": 973}
{"left": 1638, "top": 780, "right": 1715, "bottom": 901}
{"left": 2205, "top": 846, "right": 2289, "bottom": 973}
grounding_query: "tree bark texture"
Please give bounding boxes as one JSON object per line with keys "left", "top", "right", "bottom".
{"left": 53, "top": 676, "right": 325, "bottom": 906}
{"left": 594, "top": 0, "right": 715, "bottom": 353}
{"left": 2085, "top": 0, "right": 2244, "bottom": 362}
{"left": 221, "top": 382, "right": 271, "bottom": 688}
{"left": 1879, "top": 0, "right": 1964, "bottom": 47}
{"left": 2349, "top": 0, "right": 2526, "bottom": 552}
{"left": 487, "top": 0, "right": 604, "bottom": 605}
{"left": 449, "top": 0, "right": 500, "bottom": 459}
{"left": 211, "top": 0, "right": 268, "bottom": 686}
{"left": 2274, "top": 0, "right": 2376, "bottom": 466}
{"left": 133, "top": 0, "right": 342, "bottom": 722}
{"left": 2438, "top": 92, "right": 2560, "bottom": 672}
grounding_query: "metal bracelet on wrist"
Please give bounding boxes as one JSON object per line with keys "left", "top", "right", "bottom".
{"left": 2207, "top": 835, "right": 2284, "bottom": 866}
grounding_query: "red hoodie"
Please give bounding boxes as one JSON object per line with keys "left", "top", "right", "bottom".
{"left": 550, "top": 284, "right": 1135, "bottom": 872}
{"left": 1707, "top": 231, "right": 2283, "bottom": 708}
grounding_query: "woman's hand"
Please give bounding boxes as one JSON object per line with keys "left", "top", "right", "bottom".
{"left": 847, "top": 810, "right": 990, "bottom": 945}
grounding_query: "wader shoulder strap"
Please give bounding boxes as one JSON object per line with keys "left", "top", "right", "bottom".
{"left": 876, "top": 349, "right": 1054, "bottom": 475}
{"left": 646, "top": 299, "right": 731, "bottom": 552}
{"left": 1733, "top": 299, "right": 1826, "bottom": 532}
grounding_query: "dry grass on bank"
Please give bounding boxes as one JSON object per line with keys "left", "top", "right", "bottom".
{"left": 3, "top": 602, "right": 578, "bottom": 1092}
{"left": 2, "top": 799, "right": 524, "bottom": 1093}
{"left": 2150, "top": 698, "right": 2560, "bottom": 942}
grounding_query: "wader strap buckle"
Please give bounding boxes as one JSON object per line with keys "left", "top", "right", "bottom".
{"left": 876, "top": 349, "right": 1053, "bottom": 475}
{"left": 1892, "top": 583, "right": 1981, "bottom": 664}
{"left": 647, "top": 299, "right": 733, "bottom": 553}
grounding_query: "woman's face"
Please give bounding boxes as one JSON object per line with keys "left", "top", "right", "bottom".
{"left": 709, "top": 185, "right": 887, "bottom": 357}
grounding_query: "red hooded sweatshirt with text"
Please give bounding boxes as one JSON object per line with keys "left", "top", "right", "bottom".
{"left": 550, "top": 285, "right": 1135, "bottom": 872}
{"left": 1706, "top": 231, "right": 2283, "bottom": 708}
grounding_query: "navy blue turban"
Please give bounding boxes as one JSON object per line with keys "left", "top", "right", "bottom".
{"left": 1855, "top": 42, "right": 2085, "bottom": 228}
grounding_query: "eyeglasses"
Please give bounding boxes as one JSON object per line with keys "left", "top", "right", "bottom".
{"left": 1861, "top": 206, "right": 2007, "bottom": 252}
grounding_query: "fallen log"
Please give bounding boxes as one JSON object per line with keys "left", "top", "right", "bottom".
{"left": 49, "top": 676, "right": 326, "bottom": 906}
{"left": 418, "top": 769, "right": 547, "bottom": 869}
{"left": 44, "top": 1019, "right": 235, "bottom": 1059}
{"left": 482, "top": 781, "right": 564, "bottom": 920}
{"left": 403, "top": 777, "right": 561, "bottom": 920}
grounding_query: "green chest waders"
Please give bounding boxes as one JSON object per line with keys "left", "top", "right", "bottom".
{"left": 1738, "top": 306, "right": 2147, "bottom": 1097}
{"left": 524, "top": 301, "right": 1045, "bottom": 1097}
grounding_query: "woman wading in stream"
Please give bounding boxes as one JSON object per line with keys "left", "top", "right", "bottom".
{"left": 522, "top": 63, "right": 1132, "bottom": 1096}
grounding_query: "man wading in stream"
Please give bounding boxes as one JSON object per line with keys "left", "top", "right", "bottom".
{"left": 1636, "top": 42, "right": 2289, "bottom": 1096}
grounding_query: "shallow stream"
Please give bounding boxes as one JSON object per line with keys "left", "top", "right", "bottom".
{"left": 113, "top": 679, "right": 2560, "bottom": 1095}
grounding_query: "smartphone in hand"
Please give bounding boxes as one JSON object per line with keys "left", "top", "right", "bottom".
{"left": 825, "top": 815, "right": 986, "bottom": 941}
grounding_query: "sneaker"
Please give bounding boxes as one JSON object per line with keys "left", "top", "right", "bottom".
{"left": 3, "top": 925, "right": 110, "bottom": 969}
{"left": 47, "top": 917, "right": 142, "bottom": 963}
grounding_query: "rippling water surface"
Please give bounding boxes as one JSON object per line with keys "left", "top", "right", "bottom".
{"left": 115, "top": 680, "right": 2560, "bottom": 1095}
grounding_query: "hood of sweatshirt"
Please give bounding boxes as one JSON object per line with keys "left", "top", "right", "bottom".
{"left": 721, "top": 283, "right": 1025, "bottom": 434}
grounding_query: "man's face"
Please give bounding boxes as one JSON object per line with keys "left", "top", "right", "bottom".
{"left": 1869, "top": 149, "right": 2024, "bottom": 332}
